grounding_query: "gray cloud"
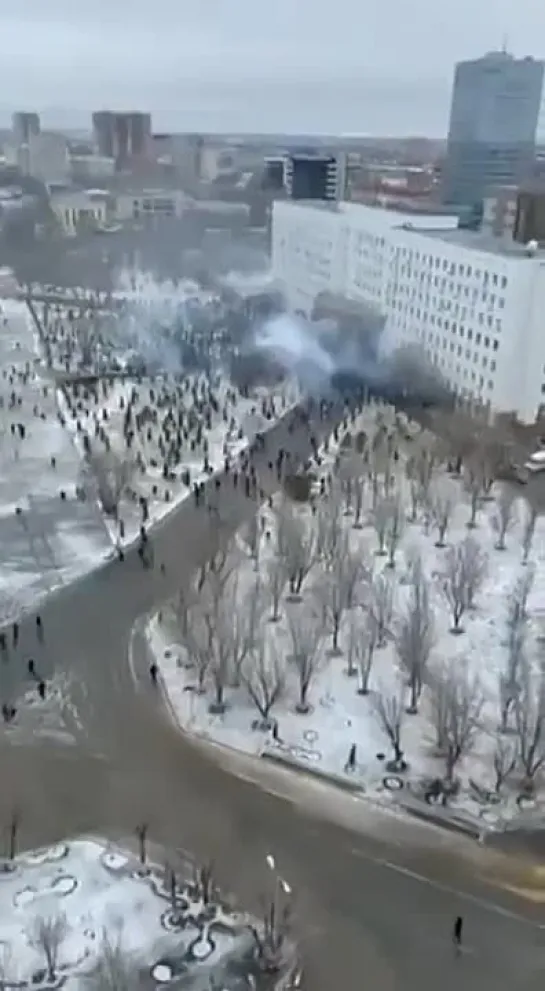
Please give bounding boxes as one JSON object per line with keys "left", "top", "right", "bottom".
{"left": 1, "top": 0, "right": 544, "bottom": 134}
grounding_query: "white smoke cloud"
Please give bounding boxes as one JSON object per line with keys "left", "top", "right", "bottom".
{"left": 113, "top": 268, "right": 221, "bottom": 373}
{"left": 255, "top": 313, "right": 334, "bottom": 389}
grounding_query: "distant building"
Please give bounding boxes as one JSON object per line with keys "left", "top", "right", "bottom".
{"left": 151, "top": 133, "right": 203, "bottom": 186}
{"left": 92, "top": 111, "right": 152, "bottom": 166}
{"left": 482, "top": 186, "right": 519, "bottom": 236}
{"left": 12, "top": 112, "right": 40, "bottom": 145}
{"left": 27, "top": 132, "right": 70, "bottom": 184}
{"left": 50, "top": 188, "right": 110, "bottom": 235}
{"left": 114, "top": 188, "right": 186, "bottom": 222}
{"left": 4, "top": 131, "right": 69, "bottom": 184}
{"left": 70, "top": 155, "right": 116, "bottom": 181}
{"left": 284, "top": 153, "right": 345, "bottom": 203}
{"left": 443, "top": 51, "right": 545, "bottom": 208}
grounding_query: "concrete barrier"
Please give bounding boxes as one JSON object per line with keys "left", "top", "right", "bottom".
{"left": 261, "top": 748, "right": 365, "bottom": 794}
{"left": 399, "top": 795, "right": 485, "bottom": 840}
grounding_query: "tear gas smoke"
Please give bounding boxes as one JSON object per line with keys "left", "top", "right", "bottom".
{"left": 255, "top": 313, "right": 334, "bottom": 390}
{"left": 113, "top": 268, "right": 221, "bottom": 374}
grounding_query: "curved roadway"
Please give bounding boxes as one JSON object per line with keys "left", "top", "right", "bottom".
{"left": 2, "top": 411, "right": 545, "bottom": 991}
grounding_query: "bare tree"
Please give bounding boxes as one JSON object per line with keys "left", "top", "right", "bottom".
{"left": 367, "top": 572, "right": 395, "bottom": 647}
{"left": 286, "top": 614, "right": 324, "bottom": 713}
{"left": 276, "top": 505, "right": 315, "bottom": 599}
{"left": 491, "top": 487, "right": 517, "bottom": 551}
{"left": 337, "top": 453, "right": 366, "bottom": 527}
{"left": 31, "top": 914, "right": 67, "bottom": 982}
{"left": 313, "top": 540, "right": 365, "bottom": 654}
{"left": 372, "top": 682, "right": 406, "bottom": 766}
{"left": 431, "top": 660, "right": 484, "bottom": 783}
{"left": 242, "top": 641, "right": 285, "bottom": 727}
{"left": 182, "top": 611, "right": 211, "bottom": 693}
{"left": 462, "top": 536, "right": 488, "bottom": 609}
{"left": 86, "top": 929, "right": 137, "bottom": 991}
{"left": 174, "top": 586, "right": 197, "bottom": 642}
{"left": 431, "top": 479, "right": 456, "bottom": 548}
{"left": 515, "top": 657, "right": 545, "bottom": 789}
{"left": 464, "top": 460, "right": 483, "bottom": 529}
{"left": 225, "top": 577, "right": 265, "bottom": 687}
{"left": 499, "top": 622, "right": 525, "bottom": 733}
{"left": 205, "top": 611, "right": 233, "bottom": 714}
{"left": 371, "top": 497, "right": 393, "bottom": 556}
{"left": 427, "top": 663, "right": 451, "bottom": 753}
{"left": 314, "top": 488, "right": 344, "bottom": 566}
{"left": 521, "top": 503, "right": 538, "bottom": 565}
{"left": 352, "top": 466, "right": 366, "bottom": 528}
{"left": 440, "top": 536, "right": 487, "bottom": 633}
{"left": 395, "top": 562, "right": 434, "bottom": 713}
{"left": 405, "top": 441, "right": 438, "bottom": 522}
{"left": 492, "top": 735, "right": 517, "bottom": 795}
{"left": 385, "top": 496, "right": 405, "bottom": 569}
{"left": 265, "top": 556, "right": 287, "bottom": 623}
{"left": 355, "top": 613, "right": 379, "bottom": 695}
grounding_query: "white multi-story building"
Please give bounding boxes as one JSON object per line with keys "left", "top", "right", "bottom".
{"left": 271, "top": 199, "right": 545, "bottom": 423}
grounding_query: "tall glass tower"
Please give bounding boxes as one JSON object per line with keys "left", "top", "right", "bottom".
{"left": 443, "top": 51, "right": 544, "bottom": 209}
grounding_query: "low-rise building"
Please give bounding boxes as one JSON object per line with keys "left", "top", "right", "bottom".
{"left": 271, "top": 197, "right": 545, "bottom": 422}
{"left": 50, "top": 188, "right": 110, "bottom": 235}
{"left": 114, "top": 188, "right": 186, "bottom": 221}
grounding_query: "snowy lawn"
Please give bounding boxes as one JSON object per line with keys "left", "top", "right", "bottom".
{"left": 58, "top": 372, "right": 300, "bottom": 548}
{"left": 0, "top": 836, "right": 260, "bottom": 990}
{"left": 149, "top": 403, "right": 545, "bottom": 832}
{"left": 0, "top": 301, "right": 111, "bottom": 625}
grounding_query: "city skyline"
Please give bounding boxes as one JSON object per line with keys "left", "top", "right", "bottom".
{"left": 1, "top": 0, "right": 545, "bottom": 135}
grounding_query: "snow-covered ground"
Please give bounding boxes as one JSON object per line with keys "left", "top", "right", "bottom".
{"left": 0, "top": 836, "right": 258, "bottom": 989}
{"left": 0, "top": 301, "right": 111, "bottom": 625}
{"left": 149, "top": 402, "right": 545, "bottom": 833}
{"left": 28, "top": 272, "right": 302, "bottom": 548}
{"left": 58, "top": 372, "right": 300, "bottom": 548}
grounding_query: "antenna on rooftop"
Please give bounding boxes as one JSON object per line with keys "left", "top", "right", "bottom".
{"left": 501, "top": 33, "right": 509, "bottom": 54}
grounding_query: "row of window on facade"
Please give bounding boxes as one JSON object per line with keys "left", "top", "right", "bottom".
{"left": 394, "top": 248, "right": 509, "bottom": 287}
{"left": 425, "top": 345, "right": 494, "bottom": 394}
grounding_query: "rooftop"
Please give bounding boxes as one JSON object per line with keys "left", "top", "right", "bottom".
{"left": 408, "top": 226, "right": 545, "bottom": 258}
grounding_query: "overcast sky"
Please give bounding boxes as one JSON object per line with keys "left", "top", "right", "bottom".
{"left": 2, "top": 0, "right": 545, "bottom": 134}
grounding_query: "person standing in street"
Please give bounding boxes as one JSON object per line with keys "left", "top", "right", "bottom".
{"left": 453, "top": 915, "right": 463, "bottom": 950}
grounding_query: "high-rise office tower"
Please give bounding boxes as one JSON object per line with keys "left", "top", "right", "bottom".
{"left": 443, "top": 51, "right": 544, "bottom": 208}
{"left": 12, "top": 112, "right": 40, "bottom": 145}
{"left": 92, "top": 111, "right": 152, "bottom": 164}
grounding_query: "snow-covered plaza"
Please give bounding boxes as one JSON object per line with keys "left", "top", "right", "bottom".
{"left": 0, "top": 836, "right": 292, "bottom": 990}
{"left": 149, "top": 401, "right": 545, "bottom": 833}
{"left": 0, "top": 301, "right": 111, "bottom": 626}
{"left": 31, "top": 272, "right": 300, "bottom": 547}
{"left": 58, "top": 372, "right": 299, "bottom": 549}
{"left": 0, "top": 273, "right": 300, "bottom": 618}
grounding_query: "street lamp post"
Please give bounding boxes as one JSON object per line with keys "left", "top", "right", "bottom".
{"left": 264, "top": 853, "right": 292, "bottom": 959}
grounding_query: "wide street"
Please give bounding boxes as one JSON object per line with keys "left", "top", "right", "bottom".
{"left": 2, "top": 406, "right": 545, "bottom": 989}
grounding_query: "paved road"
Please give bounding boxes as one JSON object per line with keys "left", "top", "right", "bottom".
{"left": 2, "top": 406, "right": 545, "bottom": 990}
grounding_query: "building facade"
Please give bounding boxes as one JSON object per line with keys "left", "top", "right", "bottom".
{"left": 482, "top": 186, "right": 519, "bottom": 236}
{"left": 114, "top": 188, "right": 186, "bottom": 221}
{"left": 50, "top": 189, "right": 110, "bottom": 235}
{"left": 12, "top": 112, "right": 40, "bottom": 145}
{"left": 92, "top": 111, "right": 152, "bottom": 165}
{"left": 271, "top": 199, "right": 545, "bottom": 422}
{"left": 443, "top": 51, "right": 544, "bottom": 208}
